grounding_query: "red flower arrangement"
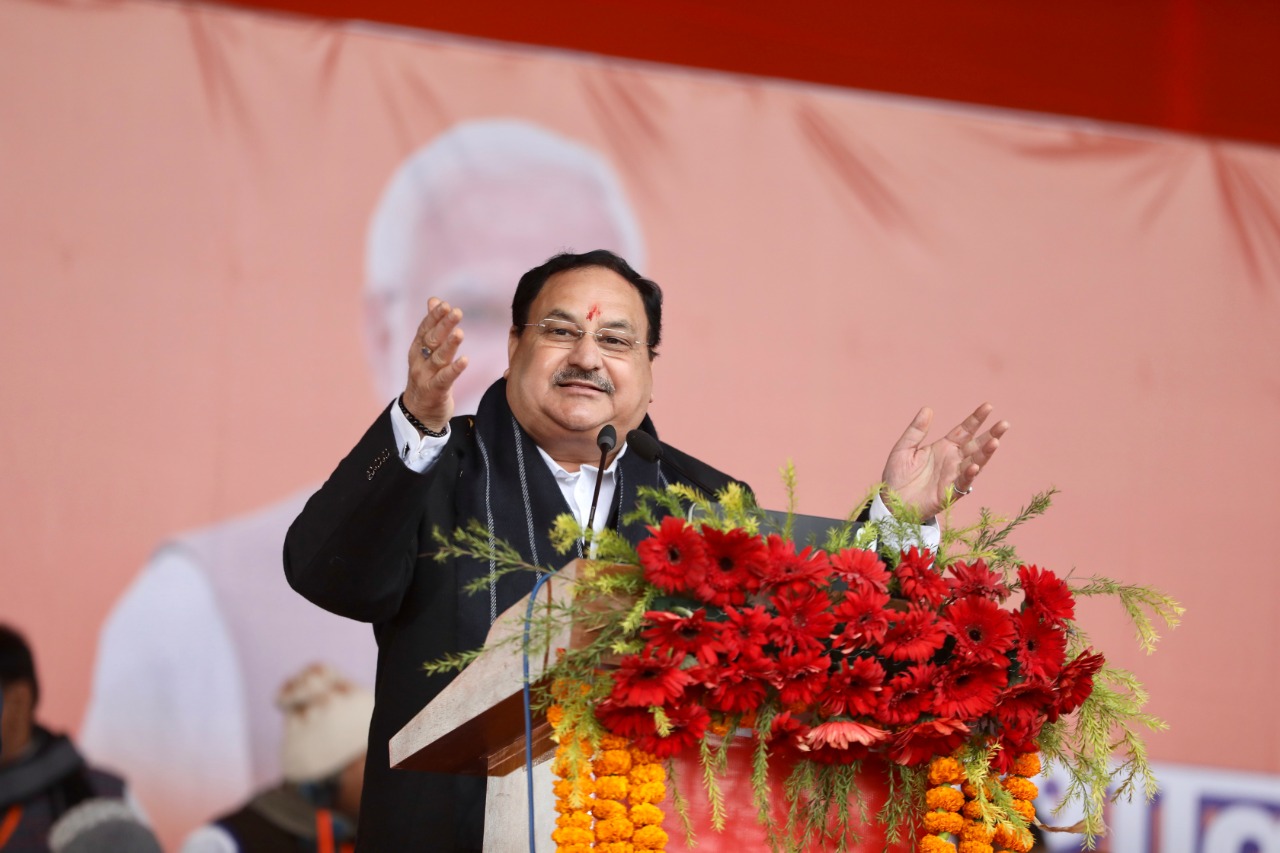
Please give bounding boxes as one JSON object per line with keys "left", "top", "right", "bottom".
{"left": 429, "top": 483, "right": 1182, "bottom": 851}
{"left": 605, "top": 529, "right": 1105, "bottom": 776}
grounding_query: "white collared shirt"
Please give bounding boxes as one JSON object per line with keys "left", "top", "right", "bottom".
{"left": 391, "top": 404, "right": 619, "bottom": 539}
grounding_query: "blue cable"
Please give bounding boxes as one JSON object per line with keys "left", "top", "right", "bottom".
{"left": 522, "top": 571, "right": 553, "bottom": 853}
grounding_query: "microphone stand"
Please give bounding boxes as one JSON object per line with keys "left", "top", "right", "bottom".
{"left": 584, "top": 424, "right": 617, "bottom": 554}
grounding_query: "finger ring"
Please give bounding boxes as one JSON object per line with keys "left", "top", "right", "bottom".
{"left": 953, "top": 484, "right": 973, "bottom": 496}
{"left": 420, "top": 346, "right": 432, "bottom": 359}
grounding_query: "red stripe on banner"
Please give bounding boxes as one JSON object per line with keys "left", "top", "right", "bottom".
{"left": 216, "top": 0, "right": 1280, "bottom": 145}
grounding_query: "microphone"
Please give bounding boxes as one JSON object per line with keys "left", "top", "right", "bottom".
{"left": 625, "top": 429, "right": 720, "bottom": 498}
{"left": 597, "top": 424, "right": 618, "bottom": 454}
{"left": 584, "top": 425, "right": 617, "bottom": 547}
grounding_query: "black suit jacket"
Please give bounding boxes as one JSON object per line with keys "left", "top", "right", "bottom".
{"left": 284, "top": 397, "right": 741, "bottom": 852}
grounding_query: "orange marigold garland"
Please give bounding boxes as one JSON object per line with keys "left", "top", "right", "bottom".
{"left": 627, "top": 746, "right": 668, "bottom": 851}
{"left": 954, "top": 778, "right": 997, "bottom": 853}
{"left": 918, "top": 839, "right": 957, "bottom": 853}
{"left": 917, "top": 756, "right": 964, "bottom": 853}
{"left": 942, "top": 747, "right": 1039, "bottom": 850}
{"left": 919, "top": 751, "right": 1043, "bottom": 853}
{"left": 548, "top": 702, "right": 668, "bottom": 852}
{"left": 594, "top": 735, "right": 636, "bottom": 849}
{"left": 991, "top": 751, "right": 1039, "bottom": 853}
{"left": 552, "top": 726, "right": 596, "bottom": 853}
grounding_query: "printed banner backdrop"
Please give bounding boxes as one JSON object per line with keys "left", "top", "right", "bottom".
{"left": 2, "top": 0, "right": 1279, "bottom": 848}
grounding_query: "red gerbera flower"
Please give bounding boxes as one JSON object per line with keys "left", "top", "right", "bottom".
{"left": 989, "top": 681, "right": 1051, "bottom": 772}
{"left": 637, "top": 516, "right": 710, "bottom": 594}
{"left": 1018, "top": 564, "right": 1075, "bottom": 627}
{"left": 829, "top": 548, "right": 890, "bottom": 593}
{"left": 942, "top": 595, "right": 1017, "bottom": 664}
{"left": 641, "top": 609, "right": 724, "bottom": 666}
{"left": 946, "top": 559, "right": 1011, "bottom": 602}
{"left": 876, "top": 663, "right": 938, "bottom": 726}
{"left": 992, "top": 725, "right": 1042, "bottom": 774}
{"left": 933, "top": 660, "right": 1008, "bottom": 720}
{"left": 704, "top": 657, "right": 773, "bottom": 715}
{"left": 803, "top": 722, "right": 885, "bottom": 763}
{"left": 768, "top": 709, "right": 808, "bottom": 738}
{"left": 889, "top": 718, "right": 970, "bottom": 766}
{"left": 769, "top": 586, "right": 838, "bottom": 654}
{"left": 683, "top": 659, "right": 718, "bottom": 689}
{"left": 803, "top": 720, "right": 889, "bottom": 764}
{"left": 773, "top": 646, "right": 831, "bottom": 707}
{"left": 1013, "top": 608, "right": 1068, "bottom": 681}
{"left": 831, "top": 587, "right": 892, "bottom": 652}
{"left": 596, "top": 699, "right": 658, "bottom": 739}
{"left": 634, "top": 701, "right": 711, "bottom": 759}
{"left": 759, "top": 534, "right": 832, "bottom": 593}
{"left": 991, "top": 680, "right": 1054, "bottom": 734}
{"left": 718, "top": 604, "right": 776, "bottom": 661}
{"left": 895, "top": 546, "right": 948, "bottom": 608}
{"left": 820, "top": 655, "right": 885, "bottom": 717}
{"left": 693, "top": 526, "right": 768, "bottom": 607}
{"left": 760, "top": 710, "right": 809, "bottom": 763}
{"left": 1053, "top": 649, "right": 1106, "bottom": 719}
{"left": 880, "top": 604, "right": 947, "bottom": 663}
{"left": 609, "top": 648, "right": 693, "bottom": 707}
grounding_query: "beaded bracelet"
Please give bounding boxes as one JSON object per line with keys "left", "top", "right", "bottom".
{"left": 398, "top": 395, "right": 448, "bottom": 438}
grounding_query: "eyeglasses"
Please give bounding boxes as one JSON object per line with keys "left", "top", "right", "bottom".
{"left": 523, "top": 318, "right": 644, "bottom": 355}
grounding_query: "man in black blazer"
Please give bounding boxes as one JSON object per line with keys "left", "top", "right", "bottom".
{"left": 284, "top": 249, "right": 1007, "bottom": 851}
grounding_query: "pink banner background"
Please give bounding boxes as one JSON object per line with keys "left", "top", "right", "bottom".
{"left": 2, "top": 0, "right": 1279, "bottom": 847}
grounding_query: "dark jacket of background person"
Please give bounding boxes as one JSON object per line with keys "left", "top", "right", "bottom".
{"left": 205, "top": 784, "right": 356, "bottom": 853}
{"left": 0, "top": 727, "right": 126, "bottom": 851}
{"left": 181, "top": 664, "right": 370, "bottom": 853}
{"left": 0, "top": 626, "right": 129, "bottom": 852}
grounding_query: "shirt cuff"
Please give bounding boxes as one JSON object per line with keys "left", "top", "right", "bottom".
{"left": 389, "top": 399, "right": 450, "bottom": 473}
{"left": 869, "top": 492, "right": 941, "bottom": 551}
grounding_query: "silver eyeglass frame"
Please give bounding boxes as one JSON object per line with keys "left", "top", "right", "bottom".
{"left": 522, "top": 318, "right": 645, "bottom": 355}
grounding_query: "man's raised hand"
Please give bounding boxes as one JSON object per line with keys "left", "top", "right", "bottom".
{"left": 880, "top": 403, "right": 1009, "bottom": 520}
{"left": 401, "top": 297, "right": 469, "bottom": 434}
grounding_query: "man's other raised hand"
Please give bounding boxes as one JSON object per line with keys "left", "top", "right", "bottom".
{"left": 402, "top": 297, "right": 469, "bottom": 434}
{"left": 880, "top": 403, "right": 1009, "bottom": 520}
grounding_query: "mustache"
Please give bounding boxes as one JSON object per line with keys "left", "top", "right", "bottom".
{"left": 552, "top": 367, "right": 615, "bottom": 395}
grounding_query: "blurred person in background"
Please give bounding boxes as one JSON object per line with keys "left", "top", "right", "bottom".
{"left": 47, "top": 799, "right": 162, "bottom": 853}
{"left": 80, "top": 118, "right": 645, "bottom": 843}
{"left": 180, "top": 664, "right": 373, "bottom": 853}
{"left": 0, "top": 625, "right": 134, "bottom": 852}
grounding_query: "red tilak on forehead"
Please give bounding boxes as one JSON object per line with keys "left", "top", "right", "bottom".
{"left": 586, "top": 304, "right": 600, "bottom": 321}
